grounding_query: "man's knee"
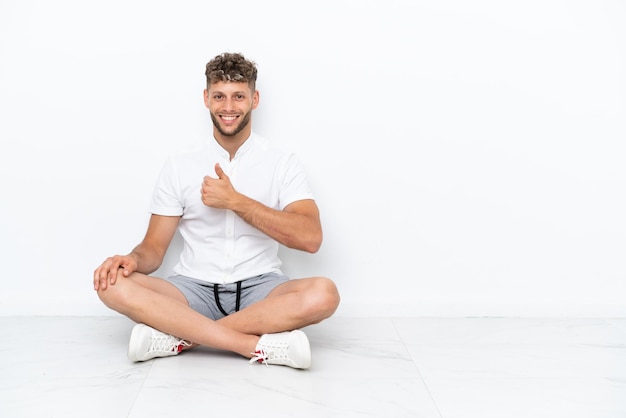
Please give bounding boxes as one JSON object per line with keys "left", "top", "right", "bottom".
{"left": 97, "top": 276, "right": 133, "bottom": 312}
{"left": 306, "top": 277, "right": 340, "bottom": 319}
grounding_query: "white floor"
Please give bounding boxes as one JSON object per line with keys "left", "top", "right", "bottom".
{"left": 1, "top": 316, "right": 625, "bottom": 418}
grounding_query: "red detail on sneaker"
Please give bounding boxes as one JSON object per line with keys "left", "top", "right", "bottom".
{"left": 176, "top": 344, "right": 184, "bottom": 353}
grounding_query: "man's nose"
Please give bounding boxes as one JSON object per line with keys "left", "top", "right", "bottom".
{"left": 223, "top": 98, "right": 235, "bottom": 110}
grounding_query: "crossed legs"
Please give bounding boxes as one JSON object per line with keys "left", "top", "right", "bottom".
{"left": 96, "top": 270, "right": 340, "bottom": 359}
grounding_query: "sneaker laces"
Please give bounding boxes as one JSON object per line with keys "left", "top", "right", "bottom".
{"left": 249, "top": 339, "right": 291, "bottom": 366}
{"left": 249, "top": 349, "right": 270, "bottom": 366}
{"left": 148, "top": 329, "right": 191, "bottom": 355}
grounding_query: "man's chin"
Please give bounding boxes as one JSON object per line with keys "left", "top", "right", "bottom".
{"left": 216, "top": 120, "right": 250, "bottom": 137}
{"left": 216, "top": 126, "right": 240, "bottom": 137}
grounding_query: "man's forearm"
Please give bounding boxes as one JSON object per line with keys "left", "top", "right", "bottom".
{"left": 231, "top": 195, "right": 322, "bottom": 253}
{"left": 129, "top": 244, "right": 165, "bottom": 275}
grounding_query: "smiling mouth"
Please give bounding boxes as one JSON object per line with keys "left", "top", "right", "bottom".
{"left": 220, "top": 115, "right": 239, "bottom": 123}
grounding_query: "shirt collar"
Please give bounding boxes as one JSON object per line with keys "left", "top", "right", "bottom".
{"left": 209, "top": 132, "right": 256, "bottom": 160}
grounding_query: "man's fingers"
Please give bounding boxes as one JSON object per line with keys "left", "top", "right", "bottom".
{"left": 93, "top": 257, "right": 126, "bottom": 291}
{"left": 215, "top": 163, "right": 228, "bottom": 180}
{"left": 94, "top": 268, "right": 109, "bottom": 291}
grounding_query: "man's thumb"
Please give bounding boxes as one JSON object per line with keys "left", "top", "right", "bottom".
{"left": 215, "top": 163, "right": 226, "bottom": 179}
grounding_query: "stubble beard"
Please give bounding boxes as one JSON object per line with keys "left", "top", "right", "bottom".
{"left": 211, "top": 111, "right": 252, "bottom": 137}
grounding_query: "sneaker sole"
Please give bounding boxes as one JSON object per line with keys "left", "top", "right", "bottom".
{"left": 291, "top": 330, "right": 312, "bottom": 369}
{"left": 127, "top": 323, "right": 147, "bottom": 362}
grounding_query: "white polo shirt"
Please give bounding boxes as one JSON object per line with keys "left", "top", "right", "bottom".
{"left": 149, "top": 132, "right": 314, "bottom": 284}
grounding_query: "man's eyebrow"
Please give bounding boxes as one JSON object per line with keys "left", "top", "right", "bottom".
{"left": 211, "top": 90, "right": 248, "bottom": 95}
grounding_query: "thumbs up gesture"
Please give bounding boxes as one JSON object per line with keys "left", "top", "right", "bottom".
{"left": 201, "top": 163, "right": 236, "bottom": 209}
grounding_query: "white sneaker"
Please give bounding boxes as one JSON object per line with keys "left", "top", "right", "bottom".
{"left": 128, "top": 323, "right": 191, "bottom": 362}
{"left": 249, "top": 330, "right": 311, "bottom": 369}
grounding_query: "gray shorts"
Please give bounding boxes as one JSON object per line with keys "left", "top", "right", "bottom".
{"left": 165, "top": 272, "right": 289, "bottom": 320}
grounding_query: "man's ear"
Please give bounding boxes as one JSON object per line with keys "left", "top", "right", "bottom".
{"left": 203, "top": 89, "right": 210, "bottom": 108}
{"left": 252, "top": 90, "right": 260, "bottom": 109}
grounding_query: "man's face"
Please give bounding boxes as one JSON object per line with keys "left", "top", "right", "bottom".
{"left": 204, "top": 81, "right": 259, "bottom": 137}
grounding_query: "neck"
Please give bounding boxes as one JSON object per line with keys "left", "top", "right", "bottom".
{"left": 214, "top": 128, "right": 251, "bottom": 160}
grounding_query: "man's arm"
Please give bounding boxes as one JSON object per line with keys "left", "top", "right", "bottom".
{"left": 128, "top": 214, "right": 181, "bottom": 274}
{"left": 93, "top": 214, "right": 180, "bottom": 290}
{"left": 202, "top": 163, "right": 323, "bottom": 253}
{"left": 233, "top": 197, "right": 322, "bottom": 253}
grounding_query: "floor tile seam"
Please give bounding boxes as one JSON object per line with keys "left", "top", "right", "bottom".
{"left": 401, "top": 342, "right": 626, "bottom": 348}
{"left": 126, "top": 360, "right": 155, "bottom": 417}
{"left": 390, "top": 318, "right": 445, "bottom": 418}
{"left": 420, "top": 375, "right": 624, "bottom": 382}
{"left": 410, "top": 367, "right": 626, "bottom": 384}
{"left": 395, "top": 334, "right": 626, "bottom": 401}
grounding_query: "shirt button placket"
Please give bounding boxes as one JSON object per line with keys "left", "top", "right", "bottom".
{"left": 223, "top": 160, "right": 236, "bottom": 284}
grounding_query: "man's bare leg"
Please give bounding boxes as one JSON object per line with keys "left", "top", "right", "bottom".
{"left": 217, "top": 277, "right": 340, "bottom": 335}
{"left": 97, "top": 271, "right": 258, "bottom": 358}
{"left": 98, "top": 271, "right": 339, "bottom": 360}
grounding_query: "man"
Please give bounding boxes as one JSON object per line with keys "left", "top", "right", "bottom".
{"left": 93, "top": 52, "right": 340, "bottom": 369}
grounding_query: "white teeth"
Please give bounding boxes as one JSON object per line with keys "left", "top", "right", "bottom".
{"left": 222, "top": 116, "right": 237, "bottom": 121}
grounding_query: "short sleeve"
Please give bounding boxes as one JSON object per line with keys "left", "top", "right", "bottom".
{"left": 278, "top": 153, "right": 315, "bottom": 210}
{"left": 149, "top": 156, "right": 184, "bottom": 216}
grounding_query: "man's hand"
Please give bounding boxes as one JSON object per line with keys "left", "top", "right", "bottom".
{"left": 201, "top": 163, "right": 237, "bottom": 209}
{"left": 93, "top": 254, "right": 138, "bottom": 291}
{"left": 202, "top": 163, "right": 322, "bottom": 253}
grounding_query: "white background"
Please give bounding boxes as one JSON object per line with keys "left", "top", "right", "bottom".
{"left": 1, "top": 0, "right": 624, "bottom": 317}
